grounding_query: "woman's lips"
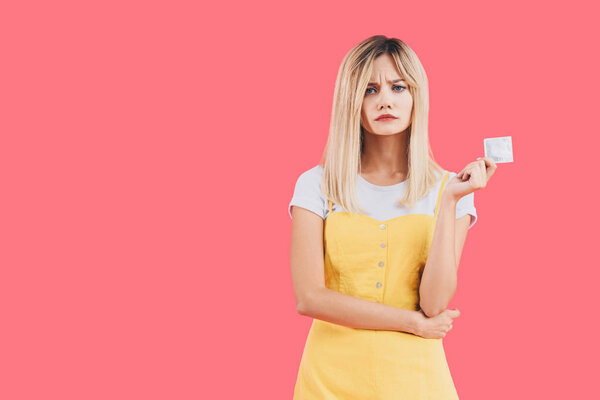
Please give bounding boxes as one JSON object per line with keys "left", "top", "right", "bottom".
{"left": 376, "top": 117, "right": 397, "bottom": 122}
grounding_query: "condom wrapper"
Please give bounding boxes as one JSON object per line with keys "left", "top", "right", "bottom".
{"left": 484, "top": 136, "right": 513, "bottom": 163}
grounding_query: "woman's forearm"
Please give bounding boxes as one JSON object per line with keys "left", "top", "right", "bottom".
{"left": 299, "top": 287, "right": 421, "bottom": 334}
{"left": 419, "top": 194, "right": 458, "bottom": 317}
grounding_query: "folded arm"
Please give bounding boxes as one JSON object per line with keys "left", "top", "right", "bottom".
{"left": 419, "top": 193, "right": 471, "bottom": 317}
{"left": 290, "top": 205, "right": 420, "bottom": 334}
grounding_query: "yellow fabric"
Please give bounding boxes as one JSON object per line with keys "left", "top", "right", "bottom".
{"left": 293, "top": 171, "right": 459, "bottom": 399}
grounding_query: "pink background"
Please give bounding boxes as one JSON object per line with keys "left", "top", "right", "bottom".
{"left": 2, "top": 0, "right": 599, "bottom": 398}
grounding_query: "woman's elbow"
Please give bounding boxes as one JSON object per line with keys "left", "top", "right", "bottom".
{"left": 296, "top": 288, "right": 322, "bottom": 316}
{"left": 419, "top": 303, "right": 446, "bottom": 318}
{"left": 296, "top": 300, "right": 310, "bottom": 315}
{"left": 296, "top": 290, "right": 319, "bottom": 316}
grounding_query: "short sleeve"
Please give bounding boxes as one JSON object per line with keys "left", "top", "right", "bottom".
{"left": 288, "top": 166, "right": 327, "bottom": 220}
{"left": 449, "top": 172, "right": 478, "bottom": 229}
{"left": 456, "top": 192, "right": 477, "bottom": 229}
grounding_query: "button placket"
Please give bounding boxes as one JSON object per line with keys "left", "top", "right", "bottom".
{"left": 376, "top": 222, "right": 387, "bottom": 300}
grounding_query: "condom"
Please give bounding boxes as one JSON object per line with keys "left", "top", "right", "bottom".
{"left": 484, "top": 136, "right": 513, "bottom": 163}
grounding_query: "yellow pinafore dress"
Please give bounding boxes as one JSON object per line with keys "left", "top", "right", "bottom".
{"left": 293, "top": 172, "right": 459, "bottom": 399}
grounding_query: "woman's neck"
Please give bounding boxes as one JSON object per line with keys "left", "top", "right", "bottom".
{"left": 360, "top": 130, "right": 409, "bottom": 181}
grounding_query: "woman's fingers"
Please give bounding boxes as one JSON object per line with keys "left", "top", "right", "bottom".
{"left": 457, "top": 156, "right": 497, "bottom": 184}
{"left": 476, "top": 156, "right": 498, "bottom": 184}
{"left": 479, "top": 156, "right": 497, "bottom": 180}
{"left": 477, "top": 159, "right": 486, "bottom": 187}
{"left": 459, "top": 164, "right": 475, "bottom": 181}
{"left": 457, "top": 161, "right": 483, "bottom": 188}
{"left": 472, "top": 161, "right": 484, "bottom": 188}
{"left": 458, "top": 164, "right": 475, "bottom": 180}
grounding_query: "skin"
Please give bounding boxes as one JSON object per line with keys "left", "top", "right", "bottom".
{"left": 416, "top": 158, "right": 496, "bottom": 337}
{"left": 289, "top": 53, "right": 497, "bottom": 339}
{"left": 361, "top": 53, "right": 497, "bottom": 330}
{"left": 359, "top": 53, "right": 413, "bottom": 182}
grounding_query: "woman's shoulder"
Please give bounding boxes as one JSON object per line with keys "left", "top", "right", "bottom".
{"left": 293, "top": 164, "right": 324, "bottom": 191}
{"left": 429, "top": 168, "right": 453, "bottom": 191}
{"left": 423, "top": 168, "right": 463, "bottom": 200}
{"left": 437, "top": 168, "right": 465, "bottom": 184}
{"left": 438, "top": 167, "right": 477, "bottom": 218}
{"left": 299, "top": 164, "right": 324, "bottom": 180}
{"left": 288, "top": 164, "right": 327, "bottom": 219}
{"left": 438, "top": 168, "right": 454, "bottom": 178}
{"left": 304, "top": 163, "right": 324, "bottom": 174}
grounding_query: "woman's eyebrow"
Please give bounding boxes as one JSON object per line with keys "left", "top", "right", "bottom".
{"left": 368, "top": 78, "right": 405, "bottom": 85}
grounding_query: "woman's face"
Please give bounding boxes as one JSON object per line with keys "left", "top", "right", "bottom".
{"left": 360, "top": 53, "right": 413, "bottom": 136}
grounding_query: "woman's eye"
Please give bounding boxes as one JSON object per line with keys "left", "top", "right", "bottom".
{"left": 366, "top": 85, "right": 407, "bottom": 94}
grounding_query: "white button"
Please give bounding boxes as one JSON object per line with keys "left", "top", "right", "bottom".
{"left": 380, "top": 224, "right": 386, "bottom": 229}
{"left": 380, "top": 243, "right": 386, "bottom": 248}
{"left": 376, "top": 282, "right": 382, "bottom": 288}
{"left": 378, "top": 261, "right": 384, "bottom": 267}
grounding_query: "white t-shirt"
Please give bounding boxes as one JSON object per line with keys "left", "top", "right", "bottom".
{"left": 288, "top": 165, "right": 477, "bottom": 229}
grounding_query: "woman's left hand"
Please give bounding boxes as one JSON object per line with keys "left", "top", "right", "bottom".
{"left": 444, "top": 156, "right": 497, "bottom": 202}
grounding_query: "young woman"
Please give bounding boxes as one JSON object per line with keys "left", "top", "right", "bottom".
{"left": 288, "top": 35, "right": 496, "bottom": 399}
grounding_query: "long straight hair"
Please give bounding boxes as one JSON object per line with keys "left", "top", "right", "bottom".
{"left": 319, "top": 35, "right": 444, "bottom": 214}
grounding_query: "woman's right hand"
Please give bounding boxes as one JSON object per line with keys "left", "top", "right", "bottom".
{"left": 413, "top": 308, "right": 461, "bottom": 339}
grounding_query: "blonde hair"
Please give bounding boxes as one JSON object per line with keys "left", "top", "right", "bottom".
{"left": 319, "top": 35, "right": 444, "bottom": 214}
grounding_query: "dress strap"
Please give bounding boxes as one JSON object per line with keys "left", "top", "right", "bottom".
{"left": 434, "top": 172, "right": 450, "bottom": 218}
{"left": 328, "top": 199, "right": 333, "bottom": 215}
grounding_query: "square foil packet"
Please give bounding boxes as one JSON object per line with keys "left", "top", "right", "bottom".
{"left": 484, "top": 136, "right": 513, "bottom": 163}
